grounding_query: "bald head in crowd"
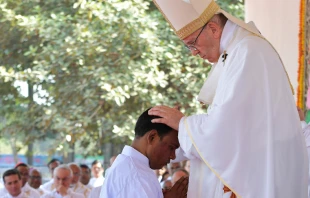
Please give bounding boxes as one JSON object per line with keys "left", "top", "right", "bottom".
{"left": 171, "top": 168, "right": 189, "bottom": 186}
{"left": 28, "top": 169, "right": 42, "bottom": 189}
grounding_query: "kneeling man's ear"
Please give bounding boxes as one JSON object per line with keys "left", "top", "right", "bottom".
{"left": 147, "top": 129, "right": 158, "bottom": 144}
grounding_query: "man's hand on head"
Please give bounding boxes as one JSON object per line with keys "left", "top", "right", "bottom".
{"left": 148, "top": 105, "right": 185, "bottom": 130}
{"left": 163, "top": 176, "right": 189, "bottom": 198}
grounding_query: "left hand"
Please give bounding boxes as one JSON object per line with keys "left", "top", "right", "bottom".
{"left": 148, "top": 105, "right": 185, "bottom": 130}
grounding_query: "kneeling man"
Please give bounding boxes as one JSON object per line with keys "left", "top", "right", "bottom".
{"left": 100, "top": 108, "right": 188, "bottom": 198}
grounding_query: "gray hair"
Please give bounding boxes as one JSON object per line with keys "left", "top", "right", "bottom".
{"left": 53, "top": 164, "right": 73, "bottom": 177}
{"left": 209, "top": 13, "right": 228, "bottom": 28}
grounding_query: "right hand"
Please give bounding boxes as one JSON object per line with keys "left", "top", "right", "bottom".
{"left": 163, "top": 176, "right": 189, "bottom": 198}
{"left": 56, "top": 185, "right": 68, "bottom": 196}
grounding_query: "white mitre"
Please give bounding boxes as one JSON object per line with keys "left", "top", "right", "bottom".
{"left": 152, "top": 0, "right": 262, "bottom": 39}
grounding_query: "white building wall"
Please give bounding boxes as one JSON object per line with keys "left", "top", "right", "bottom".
{"left": 245, "top": 0, "right": 300, "bottom": 99}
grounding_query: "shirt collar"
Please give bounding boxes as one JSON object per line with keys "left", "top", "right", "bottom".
{"left": 122, "top": 145, "right": 149, "bottom": 167}
{"left": 220, "top": 20, "right": 237, "bottom": 54}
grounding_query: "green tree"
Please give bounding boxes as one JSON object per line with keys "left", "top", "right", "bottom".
{"left": 0, "top": 0, "right": 244, "bottom": 161}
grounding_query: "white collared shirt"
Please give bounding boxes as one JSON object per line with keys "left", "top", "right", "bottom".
{"left": 100, "top": 145, "right": 163, "bottom": 198}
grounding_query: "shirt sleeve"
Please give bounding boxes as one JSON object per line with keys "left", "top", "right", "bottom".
{"left": 178, "top": 116, "right": 203, "bottom": 160}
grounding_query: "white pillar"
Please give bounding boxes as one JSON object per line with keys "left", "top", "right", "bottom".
{"left": 245, "top": 0, "right": 300, "bottom": 99}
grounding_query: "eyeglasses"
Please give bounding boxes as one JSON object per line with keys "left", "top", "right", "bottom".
{"left": 30, "top": 176, "right": 42, "bottom": 180}
{"left": 185, "top": 23, "right": 208, "bottom": 51}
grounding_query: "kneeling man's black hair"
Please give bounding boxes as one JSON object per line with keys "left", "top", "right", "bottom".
{"left": 134, "top": 108, "right": 174, "bottom": 139}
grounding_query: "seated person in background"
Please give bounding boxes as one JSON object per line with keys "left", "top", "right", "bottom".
{"left": 41, "top": 164, "right": 84, "bottom": 198}
{"left": 171, "top": 169, "right": 189, "bottom": 186}
{"left": 68, "top": 163, "right": 90, "bottom": 197}
{"left": 183, "top": 160, "right": 190, "bottom": 173}
{"left": 28, "top": 168, "right": 45, "bottom": 196}
{"left": 15, "top": 163, "right": 40, "bottom": 198}
{"left": 79, "top": 164, "right": 92, "bottom": 188}
{"left": 41, "top": 158, "right": 62, "bottom": 193}
{"left": 167, "top": 162, "right": 181, "bottom": 177}
{"left": 109, "top": 156, "right": 117, "bottom": 167}
{"left": 100, "top": 108, "right": 188, "bottom": 198}
{"left": 160, "top": 171, "right": 170, "bottom": 183}
{"left": 89, "top": 160, "right": 105, "bottom": 188}
{"left": 104, "top": 155, "right": 118, "bottom": 177}
{"left": 155, "top": 166, "right": 168, "bottom": 183}
{"left": 161, "top": 180, "right": 172, "bottom": 191}
{"left": 1, "top": 169, "right": 29, "bottom": 198}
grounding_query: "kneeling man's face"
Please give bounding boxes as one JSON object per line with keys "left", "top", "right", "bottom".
{"left": 148, "top": 130, "right": 179, "bottom": 169}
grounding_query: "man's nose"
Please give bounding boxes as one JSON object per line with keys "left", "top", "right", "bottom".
{"left": 170, "top": 152, "right": 176, "bottom": 160}
{"left": 191, "top": 49, "right": 199, "bottom": 56}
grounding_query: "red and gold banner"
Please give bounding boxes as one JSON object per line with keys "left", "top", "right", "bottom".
{"left": 297, "top": 0, "right": 308, "bottom": 109}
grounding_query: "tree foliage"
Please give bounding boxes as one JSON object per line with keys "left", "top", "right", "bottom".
{"left": 0, "top": 0, "right": 244, "bottom": 157}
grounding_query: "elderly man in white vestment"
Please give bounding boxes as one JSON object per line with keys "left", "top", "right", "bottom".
{"left": 41, "top": 165, "right": 84, "bottom": 198}
{"left": 149, "top": 0, "right": 309, "bottom": 197}
{"left": 100, "top": 108, "right": 188, "bottom": 198}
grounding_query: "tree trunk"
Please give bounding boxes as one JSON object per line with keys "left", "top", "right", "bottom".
{"left": 26, "top": 81, "right": 34, "bottom": 165}
{"left": 10, "top": 138, "right": 18, "bottom": 164}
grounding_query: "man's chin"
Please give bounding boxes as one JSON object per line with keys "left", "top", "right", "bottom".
{"left": 202, "top": 55, "right": 212, "bottom": 62}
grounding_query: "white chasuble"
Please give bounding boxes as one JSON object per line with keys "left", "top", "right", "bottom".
{"left": 177, "top": 23, "right": 308, "bottom": 198}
